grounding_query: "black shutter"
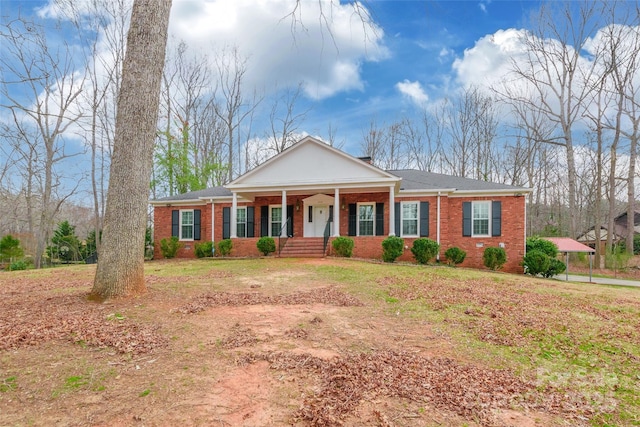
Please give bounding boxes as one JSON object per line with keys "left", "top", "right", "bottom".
{"left": 394, "top": 202, "right": 401, "bottom": 236}
{"left": 171, "top": 210, "right": 179, "bottom": 237}
{"left": 348, "top": 203, "right": 356, "bottom": 236}
{"left": 287, "top": 205, "right": 294, "bottom": 237}
{"left": 463, "top": 202, "right": 472, "bottom": 236}
{"left": 492, "top": 201, "right": 502, "bottom": 236}
{"left": 260, "top": 206, "right": 269, "bottom": 237}
{"left": 375, "top": 202, "right": 384, "bottom": 236}
{"left": 193, "top": 209, "right": 201, "bottom": 240}
{"left": 420, "top": 202, "right": 429, "bottom": 237}
{"left": 222, "top": 207, "right": 230, "bottom": 239}
{"left": 247, "top": 207, "right": 255, "bottom": 238}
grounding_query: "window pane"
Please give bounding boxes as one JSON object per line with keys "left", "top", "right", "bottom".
{"left": 472, "top": 203, "right": 489, "bottom": 235}
{"left": 236, "top": 208, "right": 246, "bottom": 237}
{"left": 271, "top": 207, "right": 282, "bottom": 236}
{"left": 403, "top": 220, "right": 418, "bottom": 236}
{"left": 181, "top": 211, "right": 193, "bottom": 239}
{"left": 358, "top": 205, "right": 374, "bottom": 236}
{"left": 402, "top": 203, "right": 418, "bottom": 236}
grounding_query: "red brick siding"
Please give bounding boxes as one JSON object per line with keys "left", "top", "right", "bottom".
{"left": 153, "top": 192, "right": 527, "bottom": 273}
{"left": 153, "top": 204, "right": 211, "bottom": 259}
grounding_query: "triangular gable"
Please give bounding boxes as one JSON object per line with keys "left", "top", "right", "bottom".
{"left": 227, "top": 136, "right": 399, "bottom": 189}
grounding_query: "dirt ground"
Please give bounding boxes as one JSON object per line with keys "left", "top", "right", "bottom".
{"left": 0, "top": 259, "right": 599, "bottom": 426}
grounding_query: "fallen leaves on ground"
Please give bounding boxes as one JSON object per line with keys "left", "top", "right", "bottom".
{"left": 175, "top": 286, "right": 363, "bottom": 314}
{"left": 238, "top": 350, "right": 592, "bottom": 426}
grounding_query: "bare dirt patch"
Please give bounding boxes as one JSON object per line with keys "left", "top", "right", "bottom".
{"left": 0, "top": 259, "right": 621, "bottom": 426}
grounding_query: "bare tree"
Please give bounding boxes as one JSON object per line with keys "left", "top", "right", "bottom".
{"left": 266, "top": 83, "right": 310, "bottom": 154}
{"left": 0, "top": 17, "right": 86, "bottom": 267}
{"left": 496, "top": 1, "right": 601, "bottom": 238}
{"left": 91, "top": 0, "right": 172, "bottom": 300}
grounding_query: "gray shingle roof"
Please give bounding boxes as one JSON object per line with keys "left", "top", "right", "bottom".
{"left": 153, "top": 186, "right": 231, "bottom": 202}
{"left": 388, "top": 169, "right": 529, "bottom": 192}
{"left": 153, "top": 170, "right": 528, "bottom": 202}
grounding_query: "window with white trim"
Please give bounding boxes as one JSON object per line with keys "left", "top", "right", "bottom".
{"left": 180, "top": 210, "right": 194, "bottom": 240}
{"left": 237, "top": 207, "right": 247, "bottom": 238}
{"left": 358, "top": 203, "right": 375, "bottom": 236}
{"left": 472, "top": 201, "right": 490, "bottom": 236}
{"left": 401, "top": 202, "right": 418, "bottom": 237}
{"left": 270, "top": 206, "right": 282, "bottom": 237}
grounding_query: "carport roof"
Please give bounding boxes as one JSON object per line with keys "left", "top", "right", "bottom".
{"left": 544, "top": 237, "right": 595, "bottom": 253}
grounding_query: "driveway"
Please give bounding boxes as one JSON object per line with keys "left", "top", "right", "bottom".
{"left": 553, "top": 274, "right": 640, "bottom": 288}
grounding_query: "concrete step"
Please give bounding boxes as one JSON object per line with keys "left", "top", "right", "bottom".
{"left": 279, "top": 238, "right": 326, "bottom": 257}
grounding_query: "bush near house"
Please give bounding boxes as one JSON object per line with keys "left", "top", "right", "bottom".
{"left": 411, "top": 238, "right": 439, "bottom": 264}
{"left": 483, "top": 247, "right": 507, "bottom": 271}
{"left": 160, "top": 236, "right": 182, "bottom": 259}
{"left": 523, "top": 237, "right": 566, "bottom": 278}
{"left": 194, "top": 241, "right": 214, "bottom": 258}
{"left": 331, "top": 237, "right": 354, "bottom": 257}
{"left": 444, "top": 246, "right": 466, "bottom": 266}
{"left": 256, "top": 237, "right": 276, "bottom": 256}
{"left": 382, "top": 236, "right": 404, "bottom": 263}
{"left": 217, "top": 239, "right": 233, "bottom": 256}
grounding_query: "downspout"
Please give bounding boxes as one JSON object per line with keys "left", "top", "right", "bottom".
{"left": 436, "top": 191, "right": 441, "bottom": 261}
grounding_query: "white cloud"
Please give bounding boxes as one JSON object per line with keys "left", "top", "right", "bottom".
{"left": 395, "top": 79, "right": 428, "bottom": 105}
{"left": 168, "top": 0, "right": 388, "bottom": 100}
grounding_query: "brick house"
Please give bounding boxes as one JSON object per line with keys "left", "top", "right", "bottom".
{"left": 151, "top": 136, "right": 531, "bottom": 272}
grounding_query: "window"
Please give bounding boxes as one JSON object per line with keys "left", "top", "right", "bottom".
{"left": 358, "top": 203, "right": 374, "bottom": 236}
{"left": 180, "top": 210, "right": 194, "bottom": 240}
{"left": 401, "top": 202, "right": 418, "bottom": 237}
{"left": 237, "top": 207, "right": 246, "bottom": 238}
{"left": 472, "top": 201, "right": 490, "bottom": 236}
{"left": 270, "top": 206, "right": 282, "bottom": 237}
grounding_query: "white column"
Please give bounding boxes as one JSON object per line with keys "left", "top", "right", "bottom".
{"left": 436, "top": 192, "right": 441, "bottom": 261}
{"left": 333, "top": 188, "right": 340, "bottom": 237}
{"left": 230, "top": 193, "right": 237, "bottom": 238}
{"left": 281, "top": 190, "right": 287, "bottom": 237}
{"left": 389, "top": 185, "right": 395, "bottom": 236}
{"left": 211, "top": 201, "right": 215, "bottom": 242}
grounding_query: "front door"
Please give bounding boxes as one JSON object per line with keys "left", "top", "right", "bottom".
{"left": 313, "top": 205, "right": 329, "bottom": 237}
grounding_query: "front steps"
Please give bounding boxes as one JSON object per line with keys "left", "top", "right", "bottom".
{"left": 279, "top": 238, "right": 326, "bottom": 258}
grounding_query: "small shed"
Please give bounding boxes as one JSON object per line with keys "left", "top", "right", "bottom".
{"left": 543, "top": 237, "right": 595, "bottom": 282}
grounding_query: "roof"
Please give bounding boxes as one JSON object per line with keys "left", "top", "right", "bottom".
{"left": 153, "top": 186, "right": 231, "bottom": 203}
{"left": 544, "top": 237, "right": 595, "bottom": 253}
{"left": 389, "top": 169, "right": 530, "bottom": 193}
{"left": 151, "top": 137, "right": 531, "bottom": 204}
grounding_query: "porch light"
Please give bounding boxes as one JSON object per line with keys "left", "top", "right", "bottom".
{"left": 295, "top": 199, "right": 301, "bottom": 211}
{"left": 341, "top": 197, "right": 346, "bottom": 210}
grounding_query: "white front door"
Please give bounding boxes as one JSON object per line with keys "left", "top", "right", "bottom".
{"left": 313, "top": 205, "right": 329, "bottom": 237}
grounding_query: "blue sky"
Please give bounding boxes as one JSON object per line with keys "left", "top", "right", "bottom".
{"left": 1, "top": 0, "right": 548, "bottom": 173}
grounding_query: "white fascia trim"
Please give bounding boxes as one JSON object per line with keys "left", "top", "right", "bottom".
{"left": 149, "top": 199, "right": 207, "bottom": 207}
{"left": 228, "top": 180, "right": 400, "bottom": 193}
{"left": 449, "top": 189, "right": 532, "bottom": 197}
{"left": 397, "top": 189, "right": 456, "bottom": 197}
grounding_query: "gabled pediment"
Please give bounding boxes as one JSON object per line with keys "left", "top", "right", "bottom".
{"left": 227, "top": 136, "right": 399, "bottom": 190}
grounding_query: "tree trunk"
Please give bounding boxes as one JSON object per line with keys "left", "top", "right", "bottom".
{"left": 91, "top": 0, "right": 172, "bottom": 301}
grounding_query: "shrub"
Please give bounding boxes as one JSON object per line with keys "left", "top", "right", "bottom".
{"left": 8, "top": 260, "right": 28, "bottom": 271}
{"left": 194, "top": 241, "right": 214, "bottom": 258}
{"left": 526, "top": 237, "right": 559, "bottom": 258}
{"left": 523, "top": 237, "right": 565, "bottom": 277}
{"left": 444, "top": 246, "right": 466, "bottom": 266}
{"left": 256, "top": 237, "right": 276, "bottom": 256}
{"left": 411, "top": 238, "right": 440, "bottom": 264}
{"left": 522, "top": 249, "right": 551, "bottom": 276}
{"left": 382, "top": 236, "right": 404, "bottom": 263}
{"left": 160, "top": 236, "right": 182, "bottom": 258}
{"left": 217, "top": 239, "right": 233, "bottom": 256}
{"left": 331, "top": 237, "right": 354, "bottom": 257}
{"left": 483, "top": 246, "right": 507, "bottom": 270}
{"left": 0, "top": 235, "right": 24, "bottom": 261}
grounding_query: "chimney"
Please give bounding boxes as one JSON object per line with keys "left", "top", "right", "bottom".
{"left": 358, "top": 156, "right": 372, "bottom": 164}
